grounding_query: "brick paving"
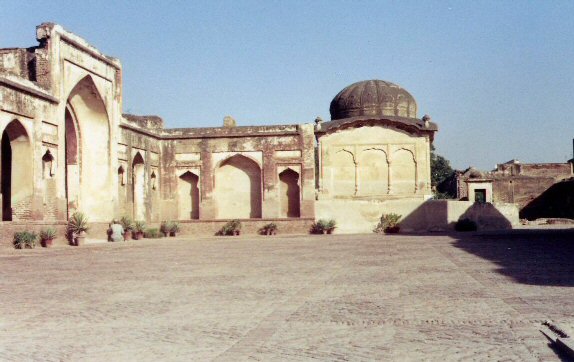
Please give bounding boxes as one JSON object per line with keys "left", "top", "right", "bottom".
{"left": 0, "top": 232, "right": 573, "bottom": 361}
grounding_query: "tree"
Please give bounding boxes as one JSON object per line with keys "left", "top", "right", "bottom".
{"left": 430, "top": 144, "right": 455, "bottom": 189}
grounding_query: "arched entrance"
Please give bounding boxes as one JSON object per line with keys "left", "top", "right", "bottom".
{"left": 178, "top": 171, "right": 200, "bottom": 219}
{"left": 214, "top": 155, "right": 262, "bottom": 219}
{"left": 132, "top": 152, "right": 145, "bottom": 221}
{"left": 279, "top": 168, "right": 300, "bottom": 218}
{"left": 1, "top": 120, "right": 32, "bottom": 221}
{"left": 65, "top": 75, "right": 112, "bottom": 221}
{"left": 65, "top": 106, "right": 80, "bottom": 218}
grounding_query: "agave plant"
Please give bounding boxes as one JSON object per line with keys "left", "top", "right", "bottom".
{"left": 134, "top": 220, "right": 146, "bottom": 233}
{"left": 120, "top": 216, "right": 135, "bottom": 231}
{"left": 13, "top": 231, "right": 37, "bottom": 249}
{"left": 40, "top": 228, "right": 57, "bottom": 240}
{"left": 68, "top": 212, "right": 89, "bottom": 234}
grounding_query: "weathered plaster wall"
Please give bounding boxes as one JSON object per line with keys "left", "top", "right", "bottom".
{"left": 318, "top": 125, "right": 432, "bottom": 198}
{"left": 316, "top": 199, "right": 518, "bottom": 234}
{"left": 160, "top": 124, "right": 316, "bottom": 221}
{"left": 117, "top": 121, "right": 161, "bottom": 222}
{"left": 1, "top": 23, "right": 123, "bottom": 223}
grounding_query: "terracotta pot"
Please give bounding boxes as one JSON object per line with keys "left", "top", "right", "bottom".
{"left": 234, "top": 230, "right": 240, "bottom": 236}
{"left": 124, "top": 232, "right": 132, "bottom": 241}
{"left": 169, "top": 232, "right": 176, "bottom": 237}
{"left": 75, "top": 231, "right": 86, "bottom": 246}
{"left": 322, "top": 230, "right": 328, "bottom": 234}
{"left": 327, "top": 228, "right": 334, "bottom": 234}
{"left": 41, "top": 238, "right": 53, "bottom": 248}
{"left": 134, "top": 231, "right": 143, "bottom": 240}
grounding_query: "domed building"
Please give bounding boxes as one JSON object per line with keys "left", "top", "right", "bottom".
{"left": 6, "top": 23, "right": 496, "bottom": 240}
{"left": 315, "top": 80, "right": 437, "bottom": 199}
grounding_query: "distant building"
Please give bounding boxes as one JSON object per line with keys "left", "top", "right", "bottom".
{"left": 442, "top": 159, "right": 573, "bottom": 219}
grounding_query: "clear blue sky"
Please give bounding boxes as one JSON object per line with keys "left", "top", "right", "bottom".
{"left": 2, "top": 1, "right": 573, "bottom": 170}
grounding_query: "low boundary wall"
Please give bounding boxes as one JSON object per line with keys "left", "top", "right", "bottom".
{"left": 316, "top": 199, "right": 519, "bottom": 234}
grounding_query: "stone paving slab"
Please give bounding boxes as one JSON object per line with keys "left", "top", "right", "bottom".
{"left": 0, "top": 233, "right": 573, "bottom": 360}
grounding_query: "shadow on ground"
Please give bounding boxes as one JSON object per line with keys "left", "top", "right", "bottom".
{"left": 453, "top": 229, "right": 574, "bottom": 287}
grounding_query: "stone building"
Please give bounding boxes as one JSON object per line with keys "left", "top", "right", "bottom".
{"left": 2, "top": 23, "right": 516, "bottom": 239}
{"left": 444, "top": 160, "right": 573, "bottom": 219}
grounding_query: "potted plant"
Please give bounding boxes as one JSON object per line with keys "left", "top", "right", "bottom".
{"left": 373, "top": 213, "right": 402, "bottom": 234}
{"left": 310, "top": 219, "right": 324, "bottom": 234}
{"left": 13, "top": 231, "right": 37, "bottom": 249}
{"left": 230, "top": 219, "right": 241, "bottom": 235}
{"left": 160, "top": 221, "right": 171, "bottom": 237}
{"left": 120, "top": 216, "right": 134, "bottom": 241}
{"left": 260, "top": 222, "right": 278, "bottom": 235}
{"left": 325, "top": 219, "right": 336, "bottom": 234}
{"left": 169, "top": 221, "right": 180, "bottom": 237}
{"left": 68, "top": 212, "right": 89, "bottom": 246}
{"left": 133, "top": 220, "right": 146, "bottom": 240}
{"left": 39, "top": 228, "right": 57, "bottom": 247}
{"left": 218, "top": 219, "right": 242, "bottom": 236}
{"left": 311, "top": 219, "right": 333, "bottom": 234}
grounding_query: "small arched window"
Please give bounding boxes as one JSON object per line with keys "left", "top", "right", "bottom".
{"left": 42, "top": 150, "right": 55, "bottom": 178}
{"left": 118, "top": 165, "right": 125, "bottom": 186}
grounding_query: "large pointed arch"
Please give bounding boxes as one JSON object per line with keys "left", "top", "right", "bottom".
{"left": 1, "top": 120, "right": 33, "bottom": 221}
{"left": 65, "top": 75, "right": 113, "bottom": 221}
{"left": 214, "top": 154, "right": 262, "bottom": 219}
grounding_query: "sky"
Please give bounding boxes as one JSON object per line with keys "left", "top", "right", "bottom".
{"left": 1, "top": 1, "right": 573, "bottom": 170}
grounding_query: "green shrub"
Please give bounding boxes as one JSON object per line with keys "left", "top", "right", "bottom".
{"left": 134, "top": 220, "right": 146, "bottom": 233}
{"left": 373, "top": 213, "right": 402, "bottom": 234}
{"left": 39, "top": 228, "right": 57, "bottom": 241}
{"left": 120, "top": 216, "right": 135, "bottom": 231}
{"left": 160, "top": 221, "right": 171, "bottom": 235}
{"left": 13, "top": 231, "right": 37, "bottom": 249}
{"left": 144, "top": 228, "right": 162, "bottom": 238}
{"left": 455, "top": 218, "right": 477, "bottom": 232}
{"left": 310, "top": 219, "right": 336, "bottom": 234}
{"left": 169, "top": 221, "right": 180, "bottom": 233}
{"left": 218, "top": 219, "right": 242, "bottom": 236}
{"left": 259, "top": 222, "right": 278, "bottom": 235}
{"left": 67, "top": 212, "right": 89, "bottom": 234}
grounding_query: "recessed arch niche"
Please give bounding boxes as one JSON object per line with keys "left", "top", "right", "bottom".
{"left": 1, "top": 120, "right": 32, "bottom": 221}
{"left": 214, "top": 154, "right": 262, "bottom": 219}
{"left": 132, "top": 152, "right": 145, "bottom": 221}
{"left": 279, "top": 168, "right": 300, "bottom": 218}
{"left": 331, "top": 149, "right": 356, "bottom": 196}
{"left": 391, "top": 148, "right": 416, "bottom": 194}
{"left": 178, "top": 171, "right": 200, "bottom": 220}
{"left": 358, "top": 148, "right": 388, "bottom": 195}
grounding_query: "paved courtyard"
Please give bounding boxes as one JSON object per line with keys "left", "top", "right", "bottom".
{"left": 1, "top": 231, "right": 573, "bottom": 361}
